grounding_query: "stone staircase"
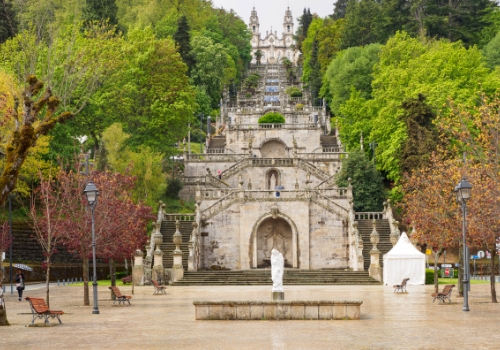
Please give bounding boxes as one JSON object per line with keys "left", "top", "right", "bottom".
{"left": 173, "top": 269, "right": 381, "bottom": 286}
{"left": 159, "top": 220, "right": 194, "bottom": 269}
{"left": 357, "top": 219, "right": 393, "bottom": 271}
{"left": 320, "top": 135, "right": 339, "bottom": 148}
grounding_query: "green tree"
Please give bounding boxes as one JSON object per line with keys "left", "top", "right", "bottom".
{"left": 84, "top": 0, "right": 118, "bottom": 26}
{"left": 332, "top": 0, "right": 349, "bottom": 20}
{"left": 258, "top": 112, "right": 285, "bottom": 124}
{"left": 322, "top": 43, "right": 381, "bottom": 115}
{"left": 335, "top": 150, "right": 385, "bottom": 212}
{"left": 0, "top": 0, "right": 17, "bottom": 43}
{"left": 398, "top": 94, "right": 438, "bottom": 175}
{"left": 340, "top": 0, "right": 384, "bottom": 49}
{"left": 483, "top": 30, "right": 500, "bottom": 69}
{"left": 174, "top": 15, "right": 194, "bottom": 73}
{"left": 296, "top": 8, "right": 313, "bottom": 53}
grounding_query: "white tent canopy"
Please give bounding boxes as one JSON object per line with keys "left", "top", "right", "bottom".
{"left": 383, "top": 232, "right": 425, "bottom": 286}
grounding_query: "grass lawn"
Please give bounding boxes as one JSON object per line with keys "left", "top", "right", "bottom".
{"left": 438, "top": 277, "right": 491, "bottom": 285}
{"left": 70, "top": 279, "right": 131, "bottom": 287}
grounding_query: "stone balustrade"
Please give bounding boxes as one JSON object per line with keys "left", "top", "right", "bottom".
{"left": 354, "top": 212, "right": 386, "bottom": 220}
{"left": 228, "top": 123, "right": 318, "bottom": 130}
{"left": 165, "top": 213, "right": 196, "bottom": 221}
{"left": 193, "top": 300, "right": 362, "bottom": 320}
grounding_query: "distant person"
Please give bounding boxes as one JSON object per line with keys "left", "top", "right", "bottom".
{"left": 218, "top": 170, "right": 222, "bottom": 180}
{"left": 15, "top": 269, "right": 25, "bottom": 301}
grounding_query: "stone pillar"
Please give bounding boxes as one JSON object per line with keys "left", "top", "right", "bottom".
{"left": 390, "top": 220, "right": 400, "bottom": 247}
{"left": 132, "top": 249, "right": 144, "bottom": 286}
{"left": 354, "top": 221, "right": 364, "bottom": 271}
{"left": 152, "top": 222, "right": 163, "bottom": 281}
{"left": 369, "top": 219, "right": 382, "bottom": 282}
{"left": 171, "top": 220, "right": 184, "bottom": 283}
{"left": 144, "top": 238, "right": 152, "bottom": 268}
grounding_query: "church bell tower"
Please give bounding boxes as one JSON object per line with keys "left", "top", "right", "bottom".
{"left": 283, "top": 7, "right": 294, "bottom": 48}
{"left": 249, "top": 7, "right": 260, "bottom": 47}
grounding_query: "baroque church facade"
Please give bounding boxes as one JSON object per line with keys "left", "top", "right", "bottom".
{"left": 139, "top": 8, "right": 398, "bottom": 284}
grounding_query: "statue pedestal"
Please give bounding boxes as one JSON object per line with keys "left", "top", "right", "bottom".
{"left": 272, "top": 292, "right": 284, "bottom": 301}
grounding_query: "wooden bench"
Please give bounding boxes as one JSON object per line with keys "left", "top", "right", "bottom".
{"left": 25, "top": 297, "right": 64, "bottom": 324}
{"left": 121, "top": 275, "right": 132, "bottom": 284}
{"left": 109, "top": 286, "right": 132, "bottom": 305}
{"left": 431, "top": 284, "right": 455, "bottom": 303}
{"left": 393, "top": 278, "right": 410, "bottom": 293}
{"left": 152, "top": 280, "right": 166, "bottom": 295}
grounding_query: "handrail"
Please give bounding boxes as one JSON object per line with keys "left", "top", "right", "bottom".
{"left": 354, "top": 212, "right": 386, "bottom": 220}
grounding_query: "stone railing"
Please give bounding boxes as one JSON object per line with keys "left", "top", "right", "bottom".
{"left": 183, "top": 175, "right": 229, "bottom": 189}
{"left": 297, "top": 159, "right": 330, "bottom": 181}
{"left": 252, "top": 158, "right": 294, "bottom": 167}
{"left": 201, "top": 190, "right": 242, "bottom": 222}
{"left": 206, "top": 148, "right": 226, "bottom": 154}
{"left": 298, "top": 152, "right": 345, "bottom": 161}
{"left": 165, "top": 213, "right": 195, "bottom": 221}
{"left": 185, "top": 153, "right": 246, "bottom": 163}
{"left": 354, "top": 212, "right": 386, "bottom": 220}
{"left": 228, "top": 123, "right": 317, "bottom": 131}
{"left": 315, "top": 188, "right": 348, "bottom": 198}
{"left": 221, "top": 158, "right": 251, "bottom": 179}
{"left": 310, "top": 192, "right": 349, "bottom": 218}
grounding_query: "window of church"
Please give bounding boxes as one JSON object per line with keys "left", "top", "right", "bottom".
{"left": 253, "top": 26, "right": 255, "bottom": 32}
{"left": 287, "top": 25, "right": 290, "bottom": 32}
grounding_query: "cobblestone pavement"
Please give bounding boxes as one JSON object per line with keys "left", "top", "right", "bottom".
{"left": 1, "top": 283, "right": 499, "bottom": 349}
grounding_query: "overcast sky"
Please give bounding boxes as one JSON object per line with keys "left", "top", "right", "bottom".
{"left": 210, "top": 0, "right": 334, "bottom": 35}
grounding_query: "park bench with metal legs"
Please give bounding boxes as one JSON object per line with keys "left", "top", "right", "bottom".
{"left": 152, "top": 280, "right": 166, "bottom": 295}
{"left": 121, "top": 275, "right": 132, "bottom": 284}
{"left": 109, "top": 286, "right": 132, "bottom": 305}
{"left": 25, "top": 297, "right": 64, "bottom": 324}
{"left": 393, "top": 278, "right": 410, "bottom": 293}
{"left": 431, "top": 284, "right": 455, "bottom": 303}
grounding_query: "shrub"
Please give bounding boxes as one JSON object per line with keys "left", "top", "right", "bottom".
{"left": 295, "top": 103, "right": 304, "bottom": 110}
{"left": 258, "top": 112, "right": 285, "bottom": 124}
{"left": 166, "top": 178, "right": 183, "bottom": 199}
{"left": 245, "top": 93, "right": 252, "bottom": 98}
{"left": 426, "top": 268, "right": 436, "bottom": 284}
{"left": 286, "top": 86, "right": 302, "bottom": 97}
{"left": 107, "top": 271, "right": 128, "bottom": 279}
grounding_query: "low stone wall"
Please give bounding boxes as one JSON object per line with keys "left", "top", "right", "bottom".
{"left": 193, "top": 300, "right": 362, "bottom": 320}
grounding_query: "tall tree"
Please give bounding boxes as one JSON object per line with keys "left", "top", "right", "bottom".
{"left": 308, "top": 36, "right": 322, "bottom": 105}
{"left": 174, "top": 15, "right": 194, "bottom": 73}
{"left": 296, "top": 8, "right": 313, "bottom": 53}
{"left": 0, "top": 0, "right": 17, "bottom": 43}
{"left": 340, "top": 0, "right": 384, "bottom": 49}
{"left": 332, "top": 0, "right": 349, "bottom": 20}
{"left": 84, "top": 0, "right": 118, "bottom": 26}
{"left": 335, "top": 150, "right": 386, "bottom": 212}
{"left": 398, "top": 94, "right": 438, "bottom": 175}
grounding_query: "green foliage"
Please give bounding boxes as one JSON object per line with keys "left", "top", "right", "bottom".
{"left": 296, "top": 8, "right": 313, "bottom": 53}
{"left": 166, "top": 178, "right": 183, "bottom": 199}
{"left": 335, "top": 150, "right": 385, "bottom": 212}
{"left": 84, "top": 0, "right": 118, "bottom": 26}
{"left": 323, "top": 43, "right": 381, "bottom": 115}
{"left": 0, "top": 0, "right": 17, "bottom": 43}
{"left": 483, "top": 30, "right": 500, "bottom": 69}
{"left": 426, "top": 269, "right": 435, "bottom": 285}
{"left": 244, "top": 73, "right": 260, "bottom": 92}
{"left": 258, "top": 113, "right": 286, "bottom": 124}
{"left": 398, "top": 94, "right": 438, "bottom": 175}
{"left": 174, "top": 15, "right": 195, "bottom": 73}
{"left": 340, "top": 0, "right": 385, "bottom": 49}
{"left": 286, "top": 86, "right": 302, "bottom": 98}
{"left": 301, "top": 18, "right": 323, "bottom": 84}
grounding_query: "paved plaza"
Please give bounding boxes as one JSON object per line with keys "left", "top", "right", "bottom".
{"left": 1, "top": 283, "right": 500, "bottom": 349}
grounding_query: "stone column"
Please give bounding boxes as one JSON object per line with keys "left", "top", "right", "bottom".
{"left": 354, "top": 221, "right": 364, "bottom": 271}
{"left": 152, "top": 222, "right": 164, "bottom": 282}
{"left": 369, "top": 219, "right": 382, "bottom": 282}
{"left": 171, "top": 220, "right": 184, "bottom": 283}
{"left": 132, "top": 249, "right": 144, "bottom": 286}
{"left": 390, "top": 220, "right": 400, "bottom": 247}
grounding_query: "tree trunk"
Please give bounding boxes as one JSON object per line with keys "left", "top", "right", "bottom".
{"left": 491, "top": 253, "right": 497, "bottom": 303}
{"left": 433, "top": 251, "right": 440, "bottom": 293}
{"left": 109, "top": 259, "right": 116, "bottom": 301}
{"left": 83, "top": 258, "right": 89, "bottom": 306}
{"left": 0, "top": 280, "right": 9, "bottom": 326}
{"left": 45, "top": 257, "right": 51, "bottom": 308}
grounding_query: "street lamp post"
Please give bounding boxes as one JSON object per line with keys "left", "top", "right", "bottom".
{"left": 84, "top": 181, "right": 99, "bottom": 315}
{"left": 8, "top": 194, "right": 12, "bottom": 294}
{"left": 454, "top": 177, "right": 472, "bottom": 312}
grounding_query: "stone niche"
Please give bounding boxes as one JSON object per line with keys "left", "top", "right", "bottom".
{"left": 256, "top": 217, "right": 293, "bottom": 268}
{"left": 261, "top": 140, "right": 286, "bottom": 158}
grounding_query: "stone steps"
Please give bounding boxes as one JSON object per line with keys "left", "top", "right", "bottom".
{"left": 356, "top": 219, "right": 392, "bottom": 271}
{"left": 160, "top": 220, "right": 194, "bottom": 269}
{"left": 173, "top": 270, "right": 381, "bottom": 286}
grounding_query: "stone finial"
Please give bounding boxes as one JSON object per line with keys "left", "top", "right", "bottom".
{"left": 369, "top": 219, "right": 382, "bottom": 281}
{"left": 390, "top": 220, "right": 400, "bottom": 247}
{"left": 248, "top": 178, "right": 252, "bottom": 190}
{"left": 360, "top": 132, "right": 364, "bottom": 151}
{"left": 173, "top": 220, "right": 182, "bottom": 252}
{"left": 295, "top": 178, "right": 299, "bottom": 190}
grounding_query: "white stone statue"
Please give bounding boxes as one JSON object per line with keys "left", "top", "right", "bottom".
{"left": 271, "top": 249, "right": 284, "bottom": 292}
{"left": 270, "top": 174, "right": 277, "bottom": 189}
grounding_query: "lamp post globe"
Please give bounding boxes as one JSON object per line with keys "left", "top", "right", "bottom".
{"left": 84, "top": 181, "right": 100, "bottom": 314}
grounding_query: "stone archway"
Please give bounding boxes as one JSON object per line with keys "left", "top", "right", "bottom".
{"left": 249, "top": 212, "right": 298, "bottom": 269}
{"left": 256, "top": 218, "right": 293, "bottom": 268}
{"left": 261, "top": 139, "right": 286, "bottom": 158}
